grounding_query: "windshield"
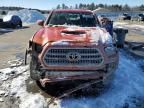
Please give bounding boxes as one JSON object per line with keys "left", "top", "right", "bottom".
{"left": 47, "top": 12, "right": 98, "bottom": 27}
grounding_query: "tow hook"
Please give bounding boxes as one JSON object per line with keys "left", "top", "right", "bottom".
{"left": 39, "top": 78, "right": 51, "bottom": 87}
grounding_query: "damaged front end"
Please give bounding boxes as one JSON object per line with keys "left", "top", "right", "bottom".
{"left": 26, "top": 37, "right": 118, "bottom": 87}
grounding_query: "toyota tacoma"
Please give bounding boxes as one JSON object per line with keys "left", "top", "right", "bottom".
{"left": 26, "top": 9, "right": 119, "bottom": 87}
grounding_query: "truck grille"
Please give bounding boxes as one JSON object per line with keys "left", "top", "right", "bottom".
{"left": 43, "top": 47, "right": 103, "bottom": 67}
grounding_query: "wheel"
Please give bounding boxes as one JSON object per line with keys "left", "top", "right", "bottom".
{"left": 10, "top": 23, "right": 16, "bottom": 29}
{"left": 30, "top": 56, "right": 41, "bottom": 80}
{"left": 19, "top": 21, "right": 22, "bottom": 27}
{"left": 103, "top": 71, "right": 115, "bottom": 87}
{"left": 36, "top": 80, "right": 46, "bottom": 90}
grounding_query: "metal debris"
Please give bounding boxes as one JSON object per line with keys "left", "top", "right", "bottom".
{"left": 8, "top": 59, "right": 23, "bottom": 68}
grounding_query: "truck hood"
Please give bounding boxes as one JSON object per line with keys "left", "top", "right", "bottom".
{"left": 34, "top": 26, "right": 112, "bottom": 46}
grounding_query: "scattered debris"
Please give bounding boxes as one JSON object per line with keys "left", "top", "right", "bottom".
{"left": 8, "top": 59, "right": 23, "bottom": 67}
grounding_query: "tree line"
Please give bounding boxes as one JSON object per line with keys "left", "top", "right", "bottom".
{"left": 0, "top": 6, "right": 24, "bottom": 11}
{"left": 56, "top": 3, "right": 144, "bottom": 11}
{"left": 0, "top": 3, "right": 144, "bottom": 13}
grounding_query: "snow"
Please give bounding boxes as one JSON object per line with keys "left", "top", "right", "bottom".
{"left": 114, "top": 22, "right": 144, "bottom": 32}
{"left": 0, "top": 98, "right": 4, "bottom": 102}
{"left": 0, "top": 28, "right": 13, "bottom": 32}
{"left": 0, "top": 50, "right": 144, "bottom": 108}
{"left": 0, "top": 66, "right": 48, "bottom": 108}
{"left": 129, "top": 24, "right": 144, "bottom": 29}
{"left": 60, "top": 51, "right": 144, "bottom": 108}
{"left": 0, "top": 90, "right": 5, "bottom": 96}
{"left": 6, "top": 9, "right": 46, "bottom": 23}
{"left": 19, "top": 94, "right": 47, "bottom": 108}
{"left": 10, "top": 75, "right": 26, "bottom": 96}
{"left": 3, "top": 15, "right": 14, "bottom": 22}
{"left": 113, "top": 22, "right": 128, "bottom": 26}
{"left": 90, "top": 29, "right": 113, "bottom": 44}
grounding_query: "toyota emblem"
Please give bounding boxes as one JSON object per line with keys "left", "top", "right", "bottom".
{"left": 67, "top": 52, "right": 81, "bottom": 61}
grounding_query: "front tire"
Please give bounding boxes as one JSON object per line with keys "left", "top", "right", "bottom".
{"left": 19, "top": 21, "right": 22, "bottom": 27}
{"left": 30, "top": 56, "right": 41, "bottom": 80}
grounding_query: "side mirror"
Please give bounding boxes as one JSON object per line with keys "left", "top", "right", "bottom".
{"left": 37, "top": 20, "right": 44, "bottom": 26}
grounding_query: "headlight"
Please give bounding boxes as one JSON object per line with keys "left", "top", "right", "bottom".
{"left": 105, "top": 44, "right": 116, "bottom": 56}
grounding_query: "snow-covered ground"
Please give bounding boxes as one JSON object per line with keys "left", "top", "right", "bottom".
{"left": 0, "top": 50, "right": 144, "bottom": 108}
{"left": 114, "top": 22, "right": 144, "bottom": 32}
{"left": 61, "top": 51, "right": 144, "bottom": 108}
{"left": 0, "top": 66, "right": 49, "bottom": 108}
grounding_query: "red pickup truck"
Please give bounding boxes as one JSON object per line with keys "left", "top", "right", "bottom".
{"left": 26, "top": 9, "right": 118, "bottom": 87}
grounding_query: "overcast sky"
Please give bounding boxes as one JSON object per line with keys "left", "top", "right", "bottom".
{"left": 0, "top": 0, "right": 143, "bottom": 10}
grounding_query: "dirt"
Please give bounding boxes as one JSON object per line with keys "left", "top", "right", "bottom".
{"left": 126, "top": 33, "right": 144, "bottom": 42}
{"left": 0, "top": 24, "right": 41, "bottom": 69}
